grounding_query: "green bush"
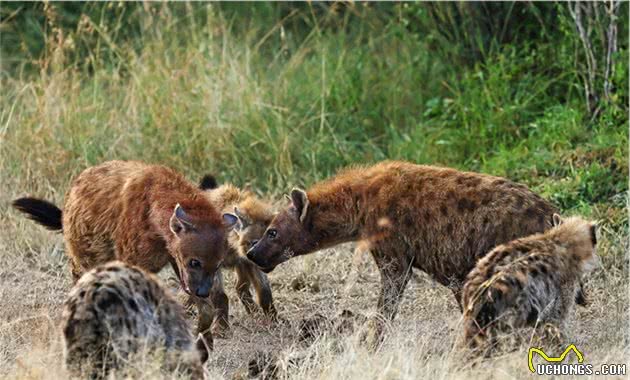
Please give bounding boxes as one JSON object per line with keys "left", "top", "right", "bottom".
{"left": 1, "top": 2, "right": 627, "bottom": 263}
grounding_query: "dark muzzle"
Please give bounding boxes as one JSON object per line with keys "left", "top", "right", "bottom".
{"left": 195, "top": 276, "right": 213, "bottom": 298}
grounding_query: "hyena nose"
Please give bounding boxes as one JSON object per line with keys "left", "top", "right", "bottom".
{"left": 246, "top": 251, "right": 255, "bottom": 261}
{"left": 195, "top": 278, "right": 212, "bottom": 298}
{"left": 195, "top": 287, "right": 210, "bottom": 298}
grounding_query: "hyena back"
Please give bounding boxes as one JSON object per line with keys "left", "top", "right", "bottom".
{"left": 62, "top": 261, "right": 209, "bottom": 379}
{"left": 461, "top": 215, "right": 598, "bottom": 353}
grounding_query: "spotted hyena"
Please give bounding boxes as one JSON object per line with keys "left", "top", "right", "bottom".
{"left": 62, "top": 261, "right": 209, "bottom": 379}
{"left": 461, "top": 215, "right": 598, "bottom": 353}
{"left": 246, "top": 161, "right": 565, "bottom": 341}
{"left": 196, "top": 176, "right": 276, "bottom": 336}
{"left": 13, "top": 160, "right": 237, "bottom": 343}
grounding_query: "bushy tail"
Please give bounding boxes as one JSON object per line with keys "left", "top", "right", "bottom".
{"left": 12, "top": 197, "right": 63, "bottom": 231}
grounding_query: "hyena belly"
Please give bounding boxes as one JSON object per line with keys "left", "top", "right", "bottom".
{"left": 62, "top": 261, "right": 205, "bottom": 378}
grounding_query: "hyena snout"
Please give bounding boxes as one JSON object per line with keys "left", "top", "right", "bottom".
{"left": 246, "top": 250, "right": 275, "bottom": 273}
{"left": 194, "top": 275, "right": 213, "bottom": 298}
{"left": 246, "top": 244, "right": 275, "bottom": 272}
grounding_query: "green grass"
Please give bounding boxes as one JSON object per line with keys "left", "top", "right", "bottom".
{"left": 0, "top": 4, "right": 628, "bottom": 379}
{"left": 1, "top": 2, "right": 628, "bottom": 261}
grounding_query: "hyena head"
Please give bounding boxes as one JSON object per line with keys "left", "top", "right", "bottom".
{"left": 223, "top": 197, "right": 275, "bottom": 255}
{"left": 169, "top": 203, "right": 236, "bottom": 298}
{"left": 552, "top": 214, "right": 599, "bottom": 273}
{"left": 247, "top": 188, "right": 316, "bottom": 272}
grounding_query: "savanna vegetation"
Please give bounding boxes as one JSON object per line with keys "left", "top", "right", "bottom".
{"left": 1, "top": 2, "right": 627, "bottom": 379}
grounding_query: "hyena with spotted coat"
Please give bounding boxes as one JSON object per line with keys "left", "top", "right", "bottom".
{"left": 247, "top": 161, "right": 569, "bottom": 339}
{"left": 62, "top": 261, "right": 209, "bottom": 379}
{"left": 461, "top": 215, "right": 598, "bottom": 353}
{"left": 13, "top": 160, "right": 237, "bottom": 344}
{"left": 198, "top": 177, "right": 276, "bottom": 335}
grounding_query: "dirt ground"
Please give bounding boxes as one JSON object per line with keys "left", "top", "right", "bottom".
{"left": 1, "top": 209, "right": 628, "bottom": 379}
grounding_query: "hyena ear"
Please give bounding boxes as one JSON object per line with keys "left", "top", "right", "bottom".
{"left": 291, "top": 188, "right": 309, "bottom": 223}
{"left": 233, "top": 207, "right": 250, "bottom": 230}
{"left": 222, "top": 213, "right": 239, "bottom": 230}
{"left": 195, "top": 333, "right": 211, "bottom": 364}
{"left": 169, "top": 204, "right": 195, "bottom": 235}
{"left": 552, "top": 213, "right": 563, "bottom": 227}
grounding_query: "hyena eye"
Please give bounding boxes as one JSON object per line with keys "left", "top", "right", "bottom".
{"left": 267, "top": 229, "right": 277, "bottom": 239}
{"left": 188, "top": 259, "right": 202, "bottom": 269}
{"left": 249, "top": 239, "right": 259, "bottom": 248}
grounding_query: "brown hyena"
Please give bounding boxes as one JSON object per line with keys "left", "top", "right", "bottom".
{"left": 198, "top": 176, "right": 276, "bottom": 336}
{"left": 246, "top": 161, "right": 567, "bottom": 341}
{"left": 12, "top": 160, "right": 237, "bottom": 344}
{"left": 461, "top": 215, "right": 598, "bottom": 354}
{"left": 62, "top": 261, "right": 209, "bottom": 379}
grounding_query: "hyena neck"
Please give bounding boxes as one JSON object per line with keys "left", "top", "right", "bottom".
{"left": 306, "top": 190, "right": 363, "bottom": 250}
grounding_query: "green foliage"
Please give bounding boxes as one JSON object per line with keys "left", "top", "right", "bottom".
{"left": 1, "top": 2, "right": 627, "bottom": 262}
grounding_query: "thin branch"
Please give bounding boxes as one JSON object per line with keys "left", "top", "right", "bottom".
{"left": 603, "top": 0, "right": 620, "bottom": 102}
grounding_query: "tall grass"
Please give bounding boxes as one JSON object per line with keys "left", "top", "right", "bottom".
{"left": 0, "top": 4, "right": 628, "bottom": 378}
{"left": 1, "top": 3, "right": 627, "bottom": 259}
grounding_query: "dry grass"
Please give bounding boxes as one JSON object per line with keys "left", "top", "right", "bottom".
{"left": 1, "top": 3, "right": 627, "bottom": 379}
{"left": 1, "top": 209, "right": 627, "bottom": 379}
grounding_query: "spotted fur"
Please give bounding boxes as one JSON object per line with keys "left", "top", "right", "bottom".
{"left": 247, "top": 161, "right": 560, "bottom": 341}
{"left": 62, "top": 261, "right": 209, "bottom": 378}
{"left": 461, "top": 216, "right": 598, "bottom": 353}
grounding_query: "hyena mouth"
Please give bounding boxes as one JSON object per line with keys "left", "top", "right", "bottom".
{"left": 260, "top": 265, "right": 276, "bottom": 274}
{"left": 178, "top": 271, "right": 192, "bottom": 295}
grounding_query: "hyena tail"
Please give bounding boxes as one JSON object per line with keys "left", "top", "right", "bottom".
{"left": 199, "top": 174, "right": 218, "bottom": 190}
{"left": 12, "top": 197, "right": 63, "bottom": 231}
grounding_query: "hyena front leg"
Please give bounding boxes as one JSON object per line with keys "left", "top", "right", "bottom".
{"left": 194, "top": 299, "right": 215, "bottom": 350}
{"left": 243, "top": 259, "right": 277, "bottom": 318}
{"left": 196, "top": 275, "right": 230, "bottom": 343}
{"left": 209, "top": 271, "right": 231, "bottom": 338}
{"left": 372, "top": 249, "right": 413, "bottom": 321}
{"left": 169, "top": 260, "right": 224, "bottom": 342}
{"left": 233, "top": 261, "right": 258, "bottom": 315}
{"left": 367, "top": 248, "right": 413, "bottom": 347}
